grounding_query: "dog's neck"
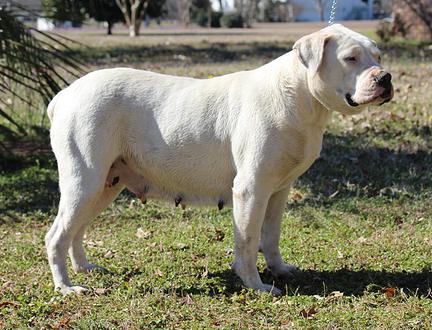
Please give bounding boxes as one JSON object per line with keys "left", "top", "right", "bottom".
{"left": 263, "top": 52, "right": 332, "bottom": 133}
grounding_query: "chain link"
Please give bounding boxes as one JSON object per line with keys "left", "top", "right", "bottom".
{"left": 328, "top": 0, "right": 337, "bottom": 25}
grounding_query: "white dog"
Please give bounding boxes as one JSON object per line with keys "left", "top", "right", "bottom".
{"left": 46, "top": 24, "right": 393, "bottom": 295}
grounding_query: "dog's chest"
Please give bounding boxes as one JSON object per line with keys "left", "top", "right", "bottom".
{"left": 276, "top": 129, "right": 324, "bottom": 189}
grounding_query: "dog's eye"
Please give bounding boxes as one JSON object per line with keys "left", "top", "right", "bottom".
{"left": 344, "top": 56, "right": 357, "bottom": 63}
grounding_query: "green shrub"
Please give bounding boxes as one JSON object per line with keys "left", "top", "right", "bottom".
{"left": 220, "top": 12, "right": 243, "bottom": 28}
{"left": 193, "top": 9, "right": 222, "bottom": 27}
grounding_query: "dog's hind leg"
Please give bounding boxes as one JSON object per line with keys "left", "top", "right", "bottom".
{"left": 69, "top": 183, "right": 124, "bottom": 274}
{"left": 259, "top": 188, "right": 298, "bottom": 279}
{"left": 45, "top": 166, "right": 110, "bottom": 295}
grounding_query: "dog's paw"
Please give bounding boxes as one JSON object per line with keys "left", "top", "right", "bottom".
{"left": 73, "top": 263, "right": 110, "bottom": 274}
{"left": 57, "top": 285, "right": 89, "bottom": 296}
{"left": 258, "top": 283, "right": 282, "bottom": 296}
{"left": 269, "top": 263, "right": 299, "bottom": 279}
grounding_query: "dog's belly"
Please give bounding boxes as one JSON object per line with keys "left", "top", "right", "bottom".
{"left": 119, "top": 138, "right": 236, "bottom": 208}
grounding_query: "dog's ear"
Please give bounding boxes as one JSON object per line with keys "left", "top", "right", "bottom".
{"left": 293, "top": 33, "right": 331, "bottom": 76}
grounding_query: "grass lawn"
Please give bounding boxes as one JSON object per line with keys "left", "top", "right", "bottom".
{"left": 1, "top": 23, "right": 431, "bottom": 329}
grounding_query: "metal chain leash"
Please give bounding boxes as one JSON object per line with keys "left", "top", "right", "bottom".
{"left": 328, "top": 0, "right": 338, "bottom": 25}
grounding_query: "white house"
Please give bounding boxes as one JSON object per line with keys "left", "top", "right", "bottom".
{"left": 293, "top": 0, "right": 373, "bottom": 21}
{"left": 212, "top": 0, "right": 377, "bottom": 21}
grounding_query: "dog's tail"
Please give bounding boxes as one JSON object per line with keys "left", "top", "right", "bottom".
{"left": 47, "top": 92, "right": 61, "bottom": 124}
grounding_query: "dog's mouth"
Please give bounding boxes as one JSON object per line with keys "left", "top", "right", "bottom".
{"left": 345, "top": 86, "right": 394, "bottom": 108}
{"left": 345, "top": 93, "right": 359, "bottom": 107}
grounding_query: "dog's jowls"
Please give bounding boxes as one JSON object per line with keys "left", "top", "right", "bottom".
{"left": 46, "top": 24, "right": 393, "bottom": 295}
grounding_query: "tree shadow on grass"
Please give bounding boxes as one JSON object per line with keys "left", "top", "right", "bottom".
{"left": 0, "top": 127, "right": 431, "bottom": 219}
{"left": 0, "top": 153, "right": 59, "bottom": 221}
{"left": 69, "top": 40, "right": 432, "bottom": 68}
{"left": 206, "top": 267, "right": 432, "bottom": 298}
{"left": 293, "top": 127, "right": 432, "bottom": 208}
{"left": 72, "top": 42, "right": 292, "bottom": 66}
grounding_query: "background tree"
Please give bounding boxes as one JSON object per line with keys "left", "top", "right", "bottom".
{"left": 83, "top": 0, "right": 124, "bottom": 35}
{"left": 234, "top": 0, "right": 258, "bottom": 27}
{"left": 115, "top": 0, "right": 166, "bottom": 37}
{"left": 378, "top": 0, "right": 432, "bottom": 41}
{"left": 42, "top": 0, "right": 86, "bottom": 27}
{"left": 314, "top": 0, "right": 328, "bottom": 22}
{"left": 398, "top": 0, "right": 432, "bottom": 38}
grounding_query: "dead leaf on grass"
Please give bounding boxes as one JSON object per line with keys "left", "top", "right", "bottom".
{"left": 184, "top": 294, "right": 193, "bottom": 305}
{"left": 212, "top": 229, "right": 225, "bottom": 242}
{"left": 86, "top": 240, "right": 104, "bottom": 247}
{"left": 52, "top": 315, "right": 71, "bottom": 329}
{"left": 327, "top": 291, "right": 344, "bottom": 302}
{"left": 155, "top": 269, "right": 163, "bottom": 277}
{"left": 291, "top": 193, "right": 303, "bottom": 202}
{"left": 201, "top": 265, "right": 209, "bottom": 278}
{"left": 94, "top": 288, "right": 107, "bottom": 295}
{"left": 136, "top": 227, "right": 151, "bottom": 239}
{"left": 299, "top": 306, "right": 318, "bottom": 319}
{"left": 356, "top": 236, "right": 368, "bottom": 244}
{"left": 176, "top": 243, "right": 188, "bottom": 250}
{"left": 382, "top": 287, "right": 396, "bottom": 298}
{"left": 394, "top": 216, "right": 404, "bottom": 229}
{"left": 0, "top": 301, "right": 20, "bottom": 308}
{"left": 104, "top": 250, "right": 115, "bottom": 258}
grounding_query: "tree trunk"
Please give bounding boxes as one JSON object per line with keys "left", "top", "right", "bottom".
{"left": 315, "top": 0, "right": 325, "bottom": 22}
{"left": 180, "top": 0, "right": 190, "bottom": 27}
{"left": 107, "top": 20, "right": 113, "bottom": 35}
{"left": 218, "top": 0, "right": 224, "bottom": 12}
{"left": 115, "top": 0, "right": 145, "bottom": 37}
{"left": 244, "top": 0, "right": 257, "bottom": 27}
{"left": 207, "top": 6, "right": 212, "bottom": 28}
{"left": 129, "top": 25, "right": 136, "bottom": 37}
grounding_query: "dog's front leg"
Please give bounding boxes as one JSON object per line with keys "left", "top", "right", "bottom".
{"left": 260, "top": 187, "right": 298, "bottom": 279}
{"left": 231, "top": 175, "right": 281, "bottom": 295}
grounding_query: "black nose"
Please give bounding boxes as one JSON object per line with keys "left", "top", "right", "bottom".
{"left": 375, "top": 72, "right": 392, "bottom": 88}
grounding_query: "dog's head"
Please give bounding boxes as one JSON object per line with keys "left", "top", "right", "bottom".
{"left": 293, "top": 24, "right": 394, "bottom": 114}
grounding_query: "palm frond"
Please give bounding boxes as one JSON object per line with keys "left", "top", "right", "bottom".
{"left": 0, "top": 6, "right": 86, "bottom": 138}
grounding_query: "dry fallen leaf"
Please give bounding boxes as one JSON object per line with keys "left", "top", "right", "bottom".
{"left": 299, "top": 306, "right": 318, "bottom": 319}
{"left": 184, "top": 294, "right": 193, "bottom": 305}
{"left": 356, "top": 236, "right": 368, "bottom": 244}
{"left": 212, "top": 229, "right": 225, "bottom": 242}
{"left": 52, "top": 315, "right": 71, "bottom": 329}
{"left": 394, "top": 216, "right": 404, "bottom": 229}
{"left": 0, "top": 301, "right": 20, "bottom": 309}
{"left": 176, "top": 243, "right": 188, "bottom": 250}
{"left": 155, "top": 269, "right": 163, "bottom": 277}
{"left": 382, "top": 287, "right": 396, "bottom": 298}
{"left": 292, "top": 193, "right": 303, "bottom": 202}
{"left": 136, "top": 228, "right": 151, "bottom": 239}
{"left": 201, "top": 265, "right": 209, "bottom": 278}
{"left": 86, "top": 240, "right": 104, "bottom": 247}
{"left": 104, "top": 250, "right": 115, "bottom": 258}
{"left": 94, "top": 288, "right": 107, "bottom": 295}
{"left": 327, "top": 291, "right": 344, "bottom": 303}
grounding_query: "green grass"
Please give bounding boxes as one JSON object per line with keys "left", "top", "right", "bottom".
{"left": 1, "top": 26, "right": 432, "bottom": 329}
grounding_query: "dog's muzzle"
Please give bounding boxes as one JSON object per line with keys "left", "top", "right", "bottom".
{"left": 345, "top": 70, "right": 394, "bottom": 107}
